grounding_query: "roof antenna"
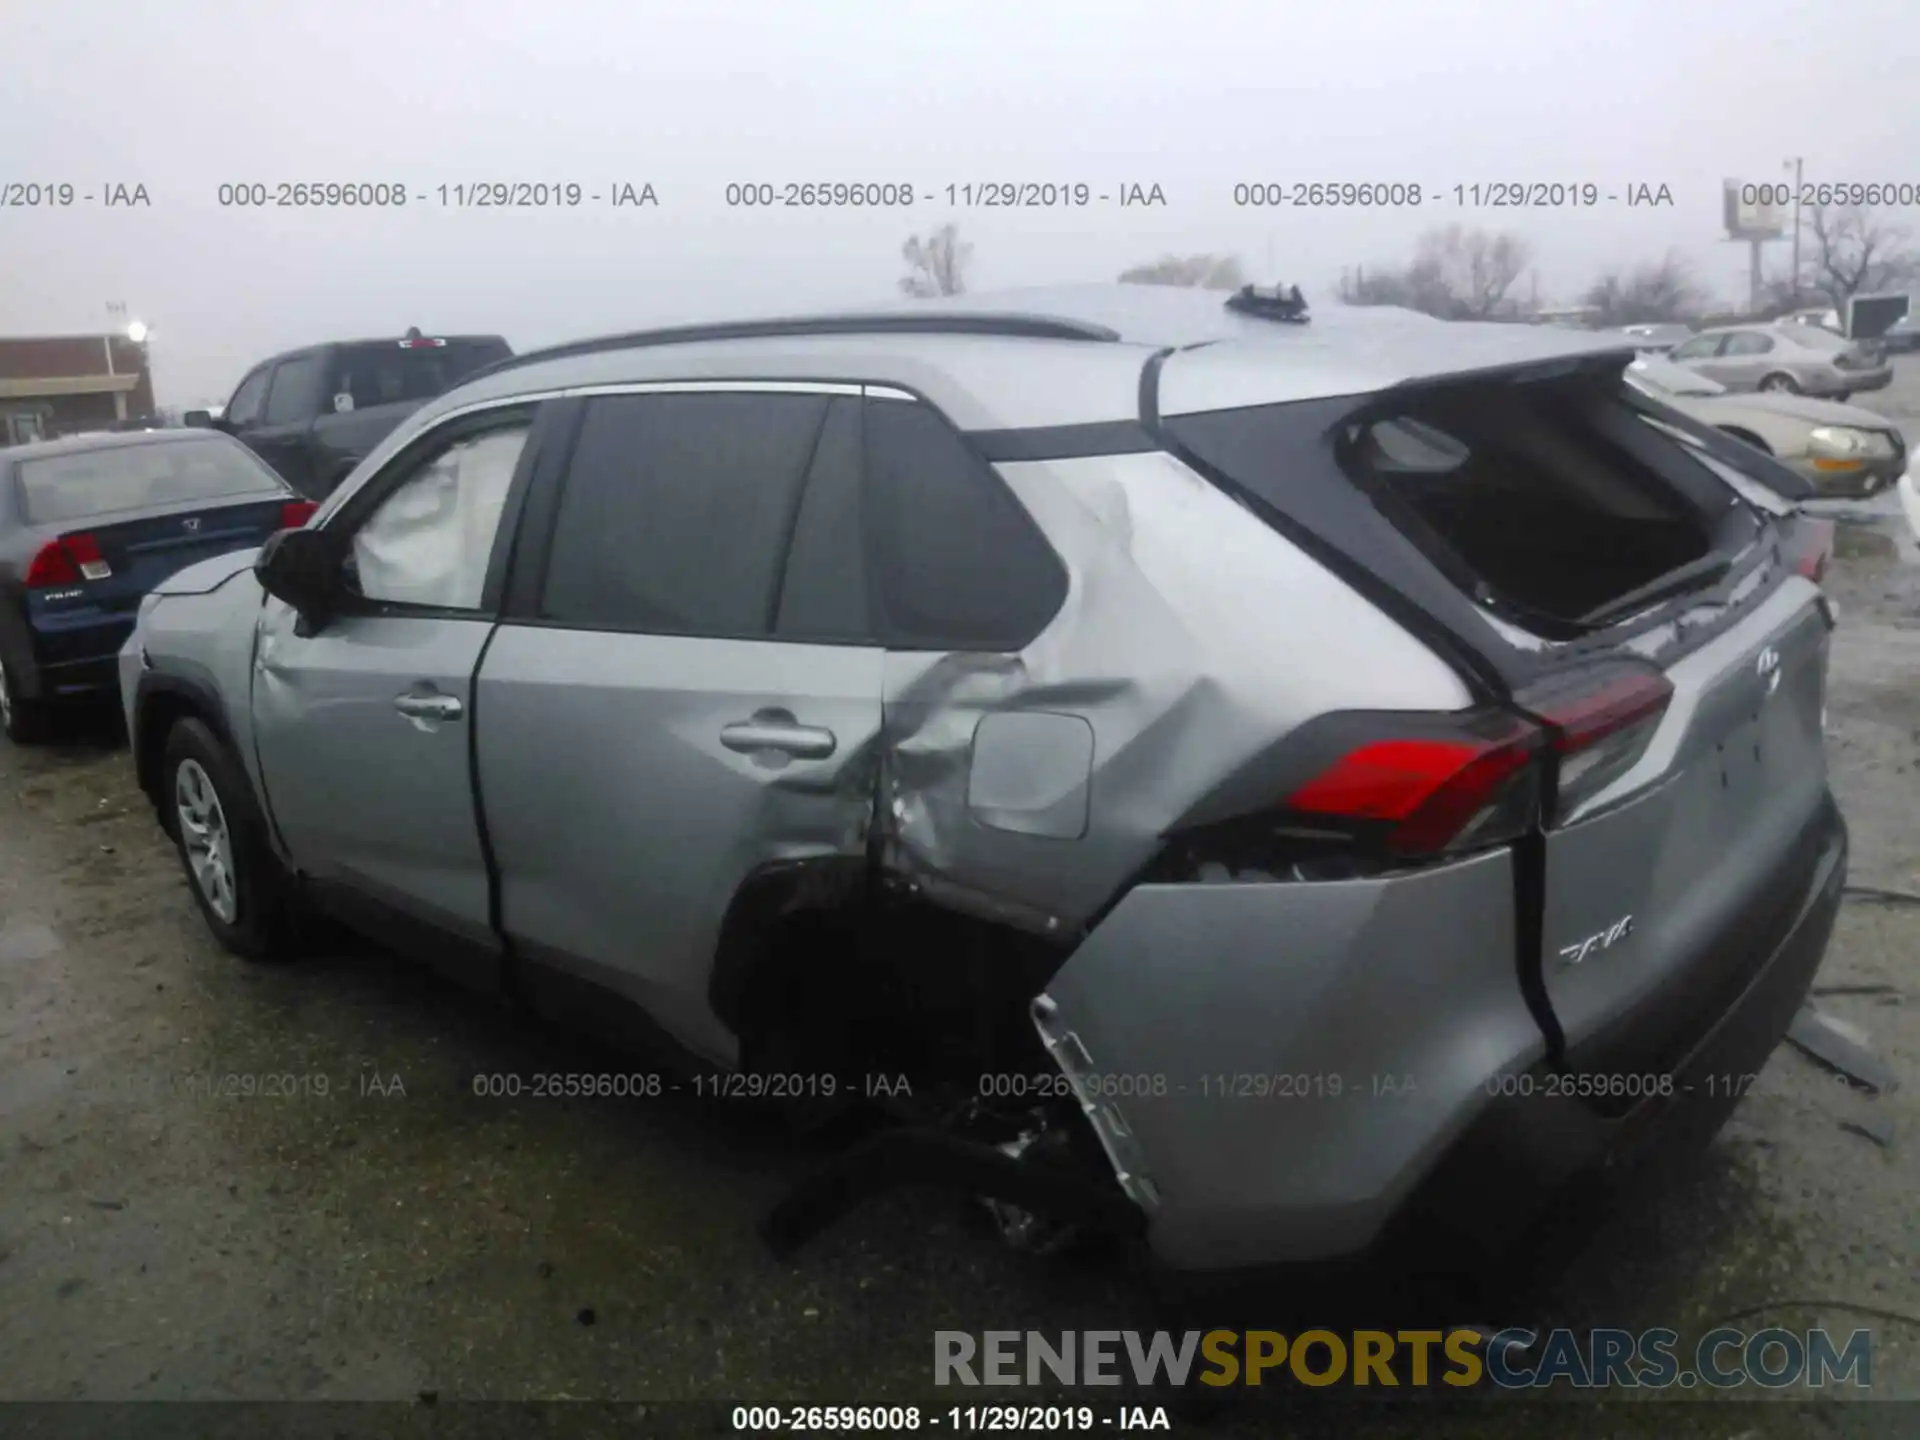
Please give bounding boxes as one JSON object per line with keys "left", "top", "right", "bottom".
{"left": 1224, "top": 284, "right": 1310, "bottom": 324}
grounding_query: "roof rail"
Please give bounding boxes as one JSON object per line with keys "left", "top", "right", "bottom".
{"left": 460, "top": 311, "right": 1122, "bottom": 385}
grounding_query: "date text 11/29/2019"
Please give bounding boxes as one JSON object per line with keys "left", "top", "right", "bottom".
{"left": 731, "top": 1405, "right": 1172, "bottom": 1431}
{"left": 1230, "top": 181, "right": 1674, "bottom": 208}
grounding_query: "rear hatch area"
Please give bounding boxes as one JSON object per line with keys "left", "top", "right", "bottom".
{"left": 1153, "top": 343, "right": 1840, "bottom": 1082}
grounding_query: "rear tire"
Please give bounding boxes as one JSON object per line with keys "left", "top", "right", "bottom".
{"left": 1759, "top": 372, "right": 1801, "bottom": 394}
{"left": 0, "top": 656, "right": 52, "bottom": 744}
{"left": 162, "top": 717, "right": 300, "bottom": 961}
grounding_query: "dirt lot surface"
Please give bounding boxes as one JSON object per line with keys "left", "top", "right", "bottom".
{"left": 3, "top": 369, "right": 1918, "bottom": 1438}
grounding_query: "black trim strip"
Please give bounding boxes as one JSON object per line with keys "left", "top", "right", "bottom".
{"left": 968, "top": 419, "right": 1158, "bottom": 463}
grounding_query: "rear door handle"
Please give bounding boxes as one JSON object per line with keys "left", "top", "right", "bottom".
{"left": 720, "top": 717, "right": 836, "bottom": 760}
{"left": 393, "top": 691, "right": 464, "bottom": 722}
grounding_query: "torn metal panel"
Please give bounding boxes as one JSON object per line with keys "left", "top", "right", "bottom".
{"left": 870, "top": 451, "right": 1473, "bottom": 935}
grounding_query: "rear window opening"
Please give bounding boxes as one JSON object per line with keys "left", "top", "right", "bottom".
{"left": 15, "top": 439, "right": 285, "bottom": 524}
{"left": 1335, "top": 380, "right": 1730, "bottom": 631}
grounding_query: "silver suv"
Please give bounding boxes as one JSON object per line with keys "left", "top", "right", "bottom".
{"left": 120, "top": 284, "right": 1847, "bottom": 1274}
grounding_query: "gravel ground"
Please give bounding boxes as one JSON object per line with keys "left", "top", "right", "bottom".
{"left": 2, "top": 369, "right": 1918, "bottom": 1438}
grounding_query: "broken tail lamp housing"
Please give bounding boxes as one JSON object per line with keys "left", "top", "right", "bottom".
{"left": 1159, "top": 665, "right": 1673, "bottom": 878}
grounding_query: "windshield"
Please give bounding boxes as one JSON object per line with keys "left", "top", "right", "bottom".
{"left": 15, "top": 437, "right": 285, "bottom": 524}
{"left": 1627, "top": 356, "right": 1726, "bottom": 396}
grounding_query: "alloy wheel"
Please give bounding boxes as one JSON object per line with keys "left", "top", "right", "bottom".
{"left": 175, "top": 758, "right": 239, "bottom": 924}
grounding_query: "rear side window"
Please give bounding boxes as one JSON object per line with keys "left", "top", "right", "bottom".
{"left": 15, "top": 438, "right": 285, "bottom": 524}
{"left": 539, "top": 391, "right": 829, "bottom": 636}
{"left": 862, "top": 398, "right": 1067, "bottom": 650}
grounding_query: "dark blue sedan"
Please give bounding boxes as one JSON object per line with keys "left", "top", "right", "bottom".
{"left": 0, "top": 429, "right": 314, "bottom": 741}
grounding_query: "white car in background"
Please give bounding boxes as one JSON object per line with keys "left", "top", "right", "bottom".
{"left": 1626, "top": 355, "right": 1907, "bottom": 498}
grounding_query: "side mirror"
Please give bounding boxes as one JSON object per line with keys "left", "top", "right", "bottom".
{"left": 255, "top": 526, "right": 343, "bottom": 624}
{"left": 183, "top": 410, "right": 213, "bottom": 428}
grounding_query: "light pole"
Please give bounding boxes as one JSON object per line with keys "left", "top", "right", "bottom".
{"left": 1784, "top": 156, "right": 1803, "bottom": 303}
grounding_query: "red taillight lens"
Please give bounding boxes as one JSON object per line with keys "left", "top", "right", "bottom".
{"left": 1283, "top": 720, "right": 1546, "bottom": 858}
{"left": 1517, "top": 662, "right": 1674, "bottom": 824}
{"left": 281, "top": 500, "right": 318, "bottom": 528}
{"left": 24, "top": 540, "right": 81, "bottom": 587}
{"left": 1793, "top": 518, "right": 1835, "bottom": 583}
{"left": 24, "top": 533, "right": 110, "bottom": 587}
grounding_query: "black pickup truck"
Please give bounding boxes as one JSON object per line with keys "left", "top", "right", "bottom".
{"left": 186, "top": 330, "right": 512, "bottom": 499}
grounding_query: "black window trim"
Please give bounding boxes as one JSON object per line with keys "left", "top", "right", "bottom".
{"left": 311, "top": 398, "right": 552, "bottom": 622}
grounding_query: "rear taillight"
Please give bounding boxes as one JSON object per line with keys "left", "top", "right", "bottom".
{"left": 24, "top": 533, "right": 111, "bottom": 587}
{"left": 280, "top": 500, "right": 318, "bottom": 528}
{"left": 1516, "top": 662, "right": 1674, "bottom": 825}
{"left": 1792, "top": 518, "right": 1835, "bottom": 584}
{"left": 1282, "top": 715, "right": 1547, "bottom": 859}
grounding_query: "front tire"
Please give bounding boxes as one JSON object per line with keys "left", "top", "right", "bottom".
{"left": 0, "top": 655, "right": 51, "bottom": 744}
{"left": 162, "top": 717, "right": 299, "bottom": 960}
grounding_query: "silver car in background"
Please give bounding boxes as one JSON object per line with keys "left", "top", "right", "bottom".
{"left": 1626, "top": 354, "right": 1908, "bottom": 497}
{"left": 1668, "top": 323, "right": 1892, "bottom": 399}
{"left": 116, "top": 284, "right": 1847, "bottom": 1275}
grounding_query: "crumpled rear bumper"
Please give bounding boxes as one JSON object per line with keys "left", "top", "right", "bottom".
{"left": 1034, "top": 801, "right": 1847, "bottom": 1274}
{"left": 1033, "top": 849, "right": 1543, "bottom": 1271}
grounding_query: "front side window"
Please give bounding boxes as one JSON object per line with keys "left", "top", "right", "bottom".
{"left": 226, "top": 367, "right": 271, "bottom": 426}
{"left": 1670, "top": 336, "right": 1722, "bottom": 361}
{"left": 1722, "top": 332, "right": 1774, "bottom": 356}
{"left": 344, "top": 421, "right": 529, "bottom": 610}
{"left": 262, "top": 356, "right": 323, "bottom": 424}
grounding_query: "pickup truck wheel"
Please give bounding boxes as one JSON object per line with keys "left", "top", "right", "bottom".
{"left": 0, "top": 656, "right": 52, "bottom": 744}
{"left": 163, "top": 717, "right": 299, "bottom": 960}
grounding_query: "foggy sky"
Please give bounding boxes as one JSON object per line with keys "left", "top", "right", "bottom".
{"left": 3, "top": 0, "right": 1915, "bottom": 405}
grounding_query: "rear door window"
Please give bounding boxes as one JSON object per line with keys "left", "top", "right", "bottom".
{"left": 538, "top": 390, "right": 828, "bottom": 637}
{"left": 861, "top": 397, "right": 1067, "bottom": 650}
{"left": 1669, "top": 336, "right": 1724, "bottom": 361}
{"left": 774, "top": 396, "right": 873, "bottom": 643}
{"left": 331, "top": 340, "right": 511, "bottom": 410}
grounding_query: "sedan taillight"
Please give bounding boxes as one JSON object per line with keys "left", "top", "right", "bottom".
{"left": 25, "top": 532, "right": 112, "bottom": 587}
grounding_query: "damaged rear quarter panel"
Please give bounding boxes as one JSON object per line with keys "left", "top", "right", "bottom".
{"left": 872, "top": 450, "right": 1475, "bottom": 934}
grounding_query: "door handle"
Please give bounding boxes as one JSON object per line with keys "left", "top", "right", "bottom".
{"left": 393, "top": 691, "right": 464, "bottom": 722}
{"left": 720, "top": 717, "right": 836, "bottom": 760}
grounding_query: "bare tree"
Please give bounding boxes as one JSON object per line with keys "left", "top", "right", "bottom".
{"left": 899, "top": 223, "right": 972, "bottom": 297}
{"left": 1581, "top": 250, "right": 1705, "bottom": 325}
{"left": 1118, "top": 254, "right": 1246, "bottom": 289}
{"left": 1803, "top": 205, "right": 1918, "bottom": 306}
{"left": 1337, "top": 227, "right": 1532, "bottom": 320}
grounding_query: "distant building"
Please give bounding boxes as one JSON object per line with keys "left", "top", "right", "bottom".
{"left": 0, "top": 333, "right": 157, "bottom": 445}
